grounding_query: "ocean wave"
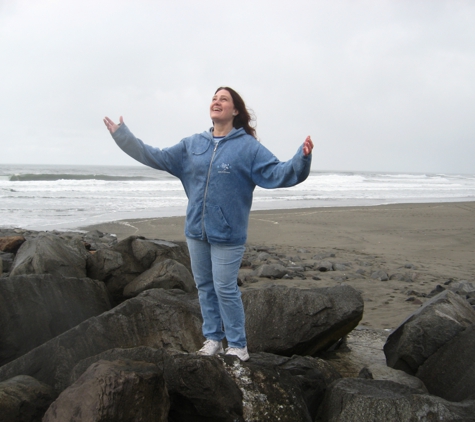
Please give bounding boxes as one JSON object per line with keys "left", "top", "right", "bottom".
{"left": 8, "top": 173, "right": 157, "bottom": 182}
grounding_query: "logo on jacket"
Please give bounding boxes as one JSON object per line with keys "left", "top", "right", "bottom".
{"left": 218, "top": 163, "right": 231, "bottom": 174}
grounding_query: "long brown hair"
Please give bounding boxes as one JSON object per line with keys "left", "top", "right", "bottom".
{"left": 214, "top": 87, "right": 257, "bottom": 138}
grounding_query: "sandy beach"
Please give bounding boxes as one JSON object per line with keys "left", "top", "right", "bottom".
{"left": 80, "top": 202, "right": 475, "bottom": 330}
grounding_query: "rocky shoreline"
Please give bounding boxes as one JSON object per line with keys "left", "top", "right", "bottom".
{"left": 1, "top": 226, "right": 475, "bottom": 421}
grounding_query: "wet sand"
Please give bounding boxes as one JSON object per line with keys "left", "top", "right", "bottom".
{"left": 81, "top": 202, "right": 475, "bottom": 330}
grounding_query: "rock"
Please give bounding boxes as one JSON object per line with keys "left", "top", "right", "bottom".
{"left": 10, "top": 233, "right": 89, "bottom": 278}
{"left": 0, "top": 289, "right": 203, "bottom": 393}
{"left": 70, "top": 347, "right": 339, "bottom": 422}
{"left": 257, "top": 252, "right": 271, "bottom": 261}
{"left": 43, "top": 359, "right": 169, "bottom": 422}
{"left": 427, "top": 284, "right": 446, "bottom": 297}
{"left": 384, "top": 290, "right": 475, "bottom": 375}
{"left": 417, "top": 324, "right": 475, "bottom": 402}
{"left": 250, "top": 353, "right": 341, "bottom": 420}
{"left": 123, "top": 258, "right": 196, "bottom": 297}
{"left": 358, "top": 367, "right": 373, "bottom": 379}
{"left": 243, "top": 285, "right": 364, "bottom": 356}
{"left": 101, "top": 236, "right": 191, "bottom": 302}
{"left": 252, "top": 263, "right": 288, "bottom": 279}
{"left": 370, "top": 269, "right": 388, "bottom": 281}
{"left": 167, "top": 354, "right": 245, "bottom": 421}
{"left": 82, "top": 229, "right": 118, "bottom": 251}
{"left": 0, "top": 375, "right": 55, "bottom": 422}
{"left": 317, "top": 378, "right": 475, "bottom": 422}
{"left": 333, "top": 263, "right": 349, "bottom": 271}
{"left": 404, "top": 289, "right": 427, "bottom": 298}
{"left": 69, "top": 347, "right": 175, "bottom": 386}
{"left": 448, "top": 280, "right": 475, "bottom": 297}
{"left": 364, "top": 363, "right": 427, "bottom": 393}
{"left": 316, "top": 260, "right": 333, "bottom": 272}
{"left": 287, "top": 265, "right": 305, "bottom": 273}
{"left": 86, "top": 248, "right": 124, "bottom": 281}
{"left": 0, "top": 235, "right": 25, "bottom": 253}
{"left": 131, "top": 238, "right": 191, "bottom": 271}
{"left": 70, "top": 349, "right": 243, "bottom": 421}
{"left": 389, "top": 272, "right": 416, "bottom": 282}
{"left": 221, "top": 355, "right": 312, "bottom": 422}
{"left": 449, "top": 280, "right": 475, "bottom": 291}
{"left": 1, "top": 251, "right": 14, "bottom": 273}
{"left": 0, "top": 274, "right": 112, "bottom": 366}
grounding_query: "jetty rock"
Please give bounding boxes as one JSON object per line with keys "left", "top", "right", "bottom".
{"left": 243, "top": 284, "right": 363, "bottom": 356}
{"left": 0, "top": 274, "right": 112, "bottom": 366}
{"left": 384, "top": 289, "right": 475, "bottom": 375}
{"left": 2, "top": 229, "right": 475, "bottom": 420}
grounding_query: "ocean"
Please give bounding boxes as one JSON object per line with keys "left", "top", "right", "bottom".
{"left": 1, "top": 164, "right": 474, "bottom": 231}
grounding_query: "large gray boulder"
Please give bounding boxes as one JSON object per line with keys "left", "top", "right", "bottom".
{"left": 165, "top": 352, "right": 339, "bottom": 422}
{"left": 220, "top": 354, "right": 312, "bottom": 422}
{"left": 417, "top": 324, "right": 475, "bottom": 402}
{"left": 243, "top": 285, "right": 364, "bottom": 356}
{"left": 123, "top": 258, "right": 196, "bottom": 297}
{"left": 167, "top": 354, "right": 246, "bottom": 422}
{"left": 248, "top": 353, "right": 341, "bottom": 421}
{"left": 70, "top": 347, "right": 340, "bottom": 422}
{"left": 69, "top": 347, "right": 244, "bottom": 422}
{"left": 43, "top": 359, "right": 169, "bottom": 422}
{"left": 317, "top": 378, "right": 475, "bottom": 422}
{"left": 0, "top": 375, "right": 55, "bottom": 422}
{"left": 10, "top": 233, "right": 89, "bottom": 278}
{"left": 384, "top": 290, "right": 475, "bottom": 375}
{"left": 89, "top": 236, "right": 191, "bottom": 302}
{"left": 0, "top": 289, "right": 203, "bottom": 393}
{"left": 0, "top": 274, "right": 112, "bottom": 366}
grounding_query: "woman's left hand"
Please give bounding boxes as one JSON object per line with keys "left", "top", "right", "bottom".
{"left": 303, "top": 136, "right": 314, "bottom": 156}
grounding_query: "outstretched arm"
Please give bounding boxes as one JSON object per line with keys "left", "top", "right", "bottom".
{"left": 104, "top": 116, "right": 184, "bottom": 178}
{"left": 103, "top": 116, "right": 124, "bottom": 134}
{"left": 251, "top": 135, "right": 312, "bottom": 189}
{"left": 303, "top": 135, "right": 314, "bottom": 156}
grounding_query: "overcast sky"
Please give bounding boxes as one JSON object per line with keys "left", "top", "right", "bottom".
{"left": 1, "top": 0, "right": 474, "bottom": 174}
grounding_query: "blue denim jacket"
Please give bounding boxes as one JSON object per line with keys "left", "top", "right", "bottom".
{"left": 112, "top": 124, "right": 312, "bottom": 245}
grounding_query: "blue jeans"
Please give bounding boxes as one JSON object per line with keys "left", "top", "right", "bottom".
{"left": 186, "top": 237, "right": 246, "bottom": 348}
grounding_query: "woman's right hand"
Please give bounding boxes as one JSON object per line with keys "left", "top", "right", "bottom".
{"left": 103, "top": 116, "right": 124, "bottom": 134}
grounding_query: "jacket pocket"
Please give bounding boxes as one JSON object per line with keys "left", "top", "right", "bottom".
{"left": 186, "top": 202, "right": 203, "bottom": 236}
{"left": 205, "top": 205, "right": 232, "bottom": 240}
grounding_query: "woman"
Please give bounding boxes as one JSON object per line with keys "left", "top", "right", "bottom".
{"left": 104, "top": 87, "right": 313, "bottom": 361}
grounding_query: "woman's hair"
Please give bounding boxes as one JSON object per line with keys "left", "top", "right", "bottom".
{"left": 214, "top": 87, "right": 257, "bottom": 138}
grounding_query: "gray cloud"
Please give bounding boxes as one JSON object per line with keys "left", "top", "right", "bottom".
{"left": 1, "top": 0, "right": 474, "bottom": 173}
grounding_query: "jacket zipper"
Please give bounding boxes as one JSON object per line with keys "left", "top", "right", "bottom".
{"left": 201, "top": 141, "right": 219, "bottom": 238}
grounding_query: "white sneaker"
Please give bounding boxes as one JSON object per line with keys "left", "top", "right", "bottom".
{"left": 225, "top": 346, "right": 250, "bottom": 361}
{"left": 197, "top": 339, "right": 224, "bottom": 356}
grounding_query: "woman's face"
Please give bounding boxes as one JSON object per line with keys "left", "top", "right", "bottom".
{"left": 210, "top": 89, "right": 238, "bottom": 125}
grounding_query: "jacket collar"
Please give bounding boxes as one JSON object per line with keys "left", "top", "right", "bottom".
{"left": 204, "top": 127, "right": 245, "bottom": 142}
